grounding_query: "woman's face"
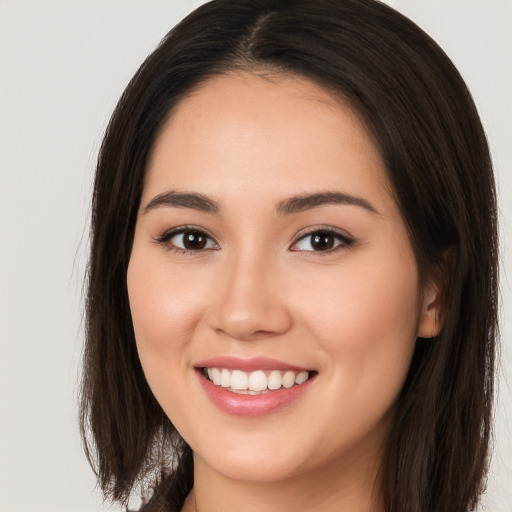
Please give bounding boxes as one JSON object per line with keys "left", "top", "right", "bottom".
{"left": 127, "top": 73, "right": 440, "bottom": 486}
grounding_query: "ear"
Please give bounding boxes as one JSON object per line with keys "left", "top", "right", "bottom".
{"left": 417, "top": 248, "right": 455, "bottom": 339}
{"left": 417, "top": 277, "right": 444, "bottom": 339}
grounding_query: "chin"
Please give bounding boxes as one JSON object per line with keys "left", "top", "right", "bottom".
{"left": 194, "top": 440, "right": 307, "bottom": 483}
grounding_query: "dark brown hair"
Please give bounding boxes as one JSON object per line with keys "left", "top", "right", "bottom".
{"left": 80, "top": 1, "right": 498, "bottom": 511}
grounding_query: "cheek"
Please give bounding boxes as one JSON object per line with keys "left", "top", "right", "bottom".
{"left": 127, "top": 251, "right": 209, "bottom": 436}
{"left": 285, "top": 253, "right": 421, "bottom": 454}
{"left": 295, "top": 249, "right": 421, "bottom": 394}
{"left": 127, "top": 253, "right": 203, "bottom": 350}
{"left": 126, "top": 246, "right": 205, "bottom": 408}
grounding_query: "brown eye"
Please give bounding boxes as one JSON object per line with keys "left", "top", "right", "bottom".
{"left": 291, "top": 229, "right": 352, "bottom": 252}
{"left": 182, "top": 231, "right": 208, "bottom": 250}
{"left": 310, "top": 233, "right": 335, "bottom": 251}
{"left": 158, "top": 228, "right": 218, "bottom": 253}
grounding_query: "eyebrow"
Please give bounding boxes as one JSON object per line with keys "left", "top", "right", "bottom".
{"left": 144, "top": 191, "right": 220, "bottom": 214}
{"left": 275, "top": 191, "right": 378, "bottom": 216}
{"left": 143, "top": 190, "right": 378, "bottom": 216}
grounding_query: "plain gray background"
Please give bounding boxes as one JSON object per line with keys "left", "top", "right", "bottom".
{"left": 0, "top": 1, "right": 510, "bottom": 511}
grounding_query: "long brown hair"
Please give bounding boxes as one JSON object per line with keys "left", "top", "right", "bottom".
{"left": 80, "top": 1, "right": 498, "bottom": 511}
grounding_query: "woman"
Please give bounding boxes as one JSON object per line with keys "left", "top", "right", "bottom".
{"left": 80, "top": 1, "right": 498, "bottom": 511}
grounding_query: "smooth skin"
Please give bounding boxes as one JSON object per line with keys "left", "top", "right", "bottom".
{"left": 127, "top": 72, "right": 442, "bottom": 512}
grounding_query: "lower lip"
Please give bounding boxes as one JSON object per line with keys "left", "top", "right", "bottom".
{"left": 197, "top": 370, "right": 315, "bottom": 417}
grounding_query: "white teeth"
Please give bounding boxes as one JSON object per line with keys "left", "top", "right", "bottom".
{"left": 211, "top": 368, "right": 221, "bottom": 385}
{"left": 248, "top": 370, "right": 267, "bottom": 391}
{"left": 220, "top": 369, "right": 231, "bottom": 388}
{"left": 204, "top": 367, "right": 312, "bottom": 392}
{"left": 268, "top": 370, "right": 282, "bottom": 390}
{"left": 282, "top": 371, "right": 295, "bottom": 389}
{"left": 231, "top": 370, "right": 249, "bottom": 390}
{"left": 295, "top": 371, "right": 309, "bottom": 385}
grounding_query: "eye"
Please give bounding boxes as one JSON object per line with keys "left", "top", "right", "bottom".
{"left": 155, "top": 227, "right": 219, "bottom": 254}
{"left": 290, "top": 228, "right": 353, "bottom": 253}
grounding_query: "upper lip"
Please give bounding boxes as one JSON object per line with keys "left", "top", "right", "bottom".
{"left": 194, "top": 356, "right": 312, "bottom": 373}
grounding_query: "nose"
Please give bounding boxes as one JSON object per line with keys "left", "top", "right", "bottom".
{"left": 205, "top": 251, "right": 293, "bottom": 341}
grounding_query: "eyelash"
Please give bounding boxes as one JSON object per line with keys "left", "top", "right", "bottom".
{"left": 154, "top": 225, "right": 219, "bottom": 255}
{"left": 291, "top": 227, "right": 354, "bottom": 254}
{"left": 154, "top": 225, "right": 354, "bottom": 255}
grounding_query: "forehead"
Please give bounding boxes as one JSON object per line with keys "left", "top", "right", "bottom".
{"left": 143, "top": 72, "right": 391, "bottom": 211}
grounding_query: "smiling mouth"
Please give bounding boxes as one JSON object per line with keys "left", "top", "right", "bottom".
{"left": 200, "top": 367, "right": 316, "bottom": 395}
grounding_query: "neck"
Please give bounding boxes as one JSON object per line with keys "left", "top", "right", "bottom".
{"left": 182, "top": 447, "right": 384, "bottom": 512}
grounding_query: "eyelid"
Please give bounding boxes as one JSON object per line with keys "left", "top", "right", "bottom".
{"left": 154, "top": 225, "right": 220, "bottom": 253}
{"left": 290, "top": 226, "right": 354, "bottom": 253}
{"left": 153, "top": 224, "right": 353, "bottom": 255}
